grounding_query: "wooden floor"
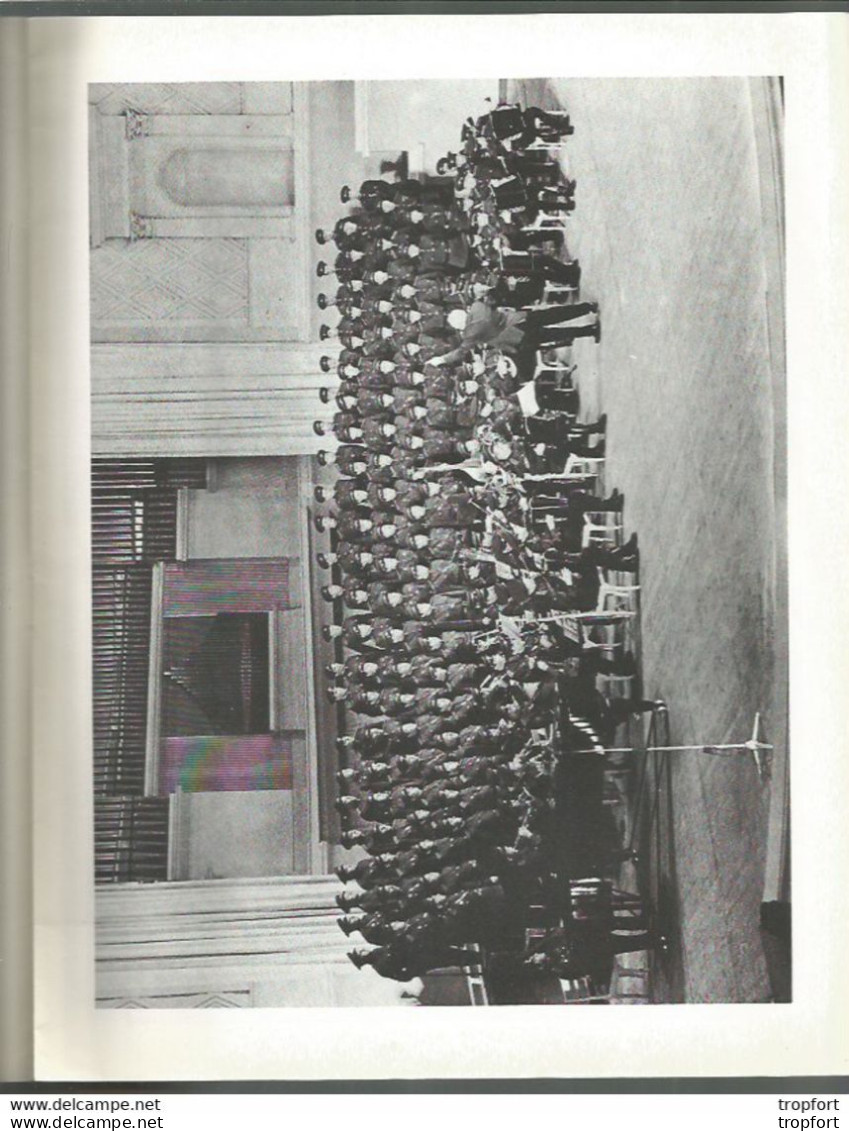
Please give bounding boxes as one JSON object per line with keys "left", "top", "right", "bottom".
{"left": 510, "top": 77, "right": 787, "bottom": 1003}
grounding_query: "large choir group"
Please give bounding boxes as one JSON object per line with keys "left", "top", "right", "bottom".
{"left": 313, "top": 102, "right": 663, "bottom": 989}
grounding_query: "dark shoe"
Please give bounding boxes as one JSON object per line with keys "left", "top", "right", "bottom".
{"left": 592, "top": 320, "right": 602, "bottom": 343}
{"left": 619, "top": 532, "right": 638, "bottom": 555}
{"left": 608, "top": 558, "right": 638, "bottom": 575}
{"left": 628, "top": 700, "right": 658, "bottom": 717}
{"left": 549, "top": 113, "right": 576, "bottom": 136}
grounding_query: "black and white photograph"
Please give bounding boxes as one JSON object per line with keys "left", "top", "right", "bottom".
{"left": 16, "top": 6, "right": 845, "bottom": 1084}
{"left": 88, "top": 73, "right": 788, "bottom": 1011}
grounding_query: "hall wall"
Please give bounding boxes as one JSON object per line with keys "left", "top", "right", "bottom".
{"left": 89, "top": 78, "right": 498, "bottom": 459}
{"left": 362, "top": 79, "right": 497, "bottom": 171}
{"left": 186, "top": 457, "right": 303, "bottom": 561}
{"left": 166, "top": 456, "right": 317, "bottom": 878}
{"left": 88, "top": 80, "right": 496, "bottom": 1005}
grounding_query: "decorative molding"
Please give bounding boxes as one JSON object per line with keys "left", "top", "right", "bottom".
{"left": 88, "top": 105, "right": 105, "bottom": 248}
{"left": 95, "top": 876, "right": 348, "bottom": 967}
{"left": 296, "top": 457, "right": 322, "bottom": 872}
{"left": 166, "top": 788, "right": 186, "bottom": 881}
{"left": 144, "top": 215, "right": 294, "bottom": 240}
{"left": 272, "top": 608, "right": 308, "bottom": 732}
{"left": 143, "top": 562, "right": 164, "bottom": 796}
{"left": 89, "top": 109, "right": 131, "bottom": 244}
{"left": 91, "top": 342, "right": 328, "bottom": 457}
{"left": 268, "top": 610, "right": 278, "bottom": 732}
{"left": 89, "top": 82, "right": 243, "bottom": 118}
{"left": 124, "top": 108, "right": 149, "bottom": 140}
{"left": 91, "top": 238, "right": 249, "bottom": 326}
{"left": 98, "top": 989, "right": 251, "bottom": 1009}
{"left": 128, "top": 212, "right": 154, "bottom": 241}
{"left": 93, "top": 341, "right": 327, "bottom": 377}
{"left": 133, "top": 128, "right": 295, "bottom": 221}
{"left": 175, "top": 488, "right": 189, "bottom": 562}
{"left": 145, "top": 114, "right": 293, "bottom": 141}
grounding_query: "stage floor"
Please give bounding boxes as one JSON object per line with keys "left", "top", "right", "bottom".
{"left": 507, "top": 76, "right": 787, "bottom": 1003}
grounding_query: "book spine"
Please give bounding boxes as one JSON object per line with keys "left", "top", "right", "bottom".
{"left": 0, "top": 17, "right": 33, "bottom": 1085}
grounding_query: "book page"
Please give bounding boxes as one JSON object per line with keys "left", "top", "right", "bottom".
{"left": 28, "top": 11, "right": 849, "bottom": 1081}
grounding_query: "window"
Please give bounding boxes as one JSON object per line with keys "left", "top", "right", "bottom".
{"left": 161, "top": 613, "right": 271, "bottom": 737}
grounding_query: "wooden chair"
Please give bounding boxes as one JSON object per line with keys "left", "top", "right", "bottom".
{"left": 596, "top": 568, "right": 640, "bottom": 612}
{"left": 561, "top": 975, "right": 611, "bottom": 1003}
{"left": 542, "top": 281, "right": 579, "bottom": 302}
{"left": 521, "top": 211, "right": 569, "bottom": 234}
{"left": 461, "top": 944, "right": 489, "bottom": 1006}
{"left": 582, "top": 510, "right": 623, "bottom": 548}
{"left": 564, "top": 452, "right": 605, "bottom": 479}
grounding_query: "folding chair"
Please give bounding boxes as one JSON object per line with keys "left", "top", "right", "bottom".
{"left": 596, "top": 568, "right": 640, "bottom": 612}
{"left": 561, "top": 975, "right": 611, "bottom": 1003}
{"left": 461, "top": 944, "right": 489, "bottom": 1006}
{"left": 521, "top": 211, "right": 569, "bottom": 234}
{"left": 541, "top": 281, "right": 579, "bottom": 302}
{"left": 563, "top": 452, "right": 605, "bottom": 479}
{"left": 581, "top": 511, "right": 623, "bottom": 548}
